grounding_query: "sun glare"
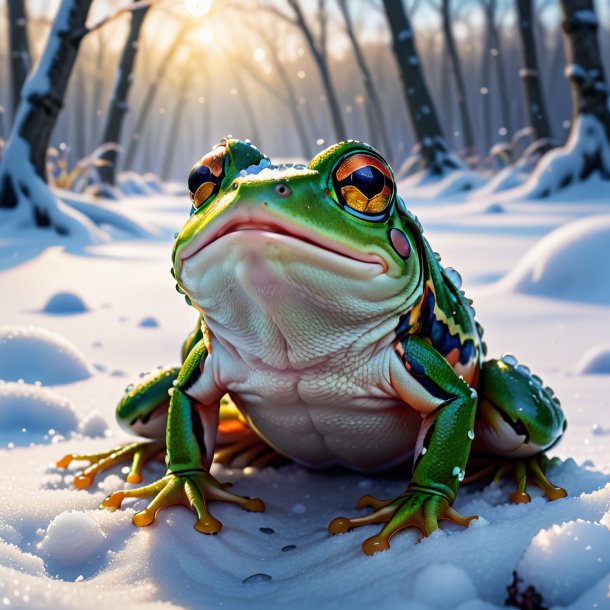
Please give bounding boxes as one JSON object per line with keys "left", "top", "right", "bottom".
{"left": 199, "top": 26, "right": 214, "bottom": 44}
{"left": 185, "top": 0, "right": 212, "bottom": 17}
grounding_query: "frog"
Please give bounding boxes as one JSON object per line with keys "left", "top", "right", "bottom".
{"left": 58, "top": 138, "right": 567, "bottom": 555}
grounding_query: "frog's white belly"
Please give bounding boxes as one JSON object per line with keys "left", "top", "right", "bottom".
{"left": 209, "top": 343, "right": 422, "bottom": 472}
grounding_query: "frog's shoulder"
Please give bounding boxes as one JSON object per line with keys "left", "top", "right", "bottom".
{"left": 395, "top": 197, "right": 484, "bottom": 378}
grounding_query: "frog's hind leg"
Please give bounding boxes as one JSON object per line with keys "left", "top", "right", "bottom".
{"left": 214, "top": 396, "right": 287, "bottom": 469}
{"left": 57, "top": 365, "right": 179, "bottom": 488}
{"left": 465, "top": 356, "right": 568, "bottom": 503}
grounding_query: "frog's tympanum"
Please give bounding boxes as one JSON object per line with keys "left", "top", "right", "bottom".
{"left": 58, "top": 139, "right": 567, "bottom": 555}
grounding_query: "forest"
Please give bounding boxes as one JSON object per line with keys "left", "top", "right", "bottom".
{"left": 0, "top": 1, "right": 609, "bottom": 610}
{"left": 0, "top": 0, "right": 609, "bottom": 238}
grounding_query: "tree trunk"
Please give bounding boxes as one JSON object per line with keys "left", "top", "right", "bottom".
{"left": 486, "top": 0, "right": 512, "bottom": 138}
{"left": 98, "top": 3, "right": 150, "bottom": 185}
{"left": 480, "top": 4, "right": 493, "bottom": 154}
{"left": 0, "top": 0, "right": 99, "bottom": 238}
{"left": 337, "top": 0, "right": 393, "bottom": 161}
{"left": 560, "top": 0, "right": 610, "bottom": 138}
{"left": 123, "top": 20, "right": 190, "bottom": 171}
{"left": 161, "top": 70, "right": 189, "bottom": 181}
{"left": 7, "top": 0, "right": 31, "bottom": 122}
{"left": 441, "top": 0, "right": 474, "bottom": 153}
{"left": 287, "top": 0, "right": 347, "bottom": 141}
{"left": 516, "top": 0, "right": 553, "bottom": 148}
{"left": 524, "top": 0, "right": 610, "bottom": 197}
{"left": 381, "top": 0, "right": 461, "bottom": 175}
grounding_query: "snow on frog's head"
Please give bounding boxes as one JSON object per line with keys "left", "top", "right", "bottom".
{"left": 172, "top": 138, "right": 423, "bottom": 364}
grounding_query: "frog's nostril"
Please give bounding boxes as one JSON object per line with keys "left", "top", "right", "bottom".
{"left": 232, "top": 181, "right": 239, "bottom": 190}
{"left": 275, "top": 183, "right": 292, "bottom": 198}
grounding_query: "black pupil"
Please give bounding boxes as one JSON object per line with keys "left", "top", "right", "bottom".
{"left": 347, "top": 166, "right": 386, "bottom": 199}
{"left": 188, "top": 164, "right": 213, "bottom": 194}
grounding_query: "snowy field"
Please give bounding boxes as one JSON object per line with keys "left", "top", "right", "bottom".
{"left": 0, "top": 182, "right": 609, "bottom": 610}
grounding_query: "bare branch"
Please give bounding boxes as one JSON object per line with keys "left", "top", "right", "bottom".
{"left": 75, "top": 0, "right": 166, "bottom": 40}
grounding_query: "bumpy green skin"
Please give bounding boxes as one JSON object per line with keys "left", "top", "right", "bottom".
{"left": 103, "top": 138, "right": 567, "bottom": 552}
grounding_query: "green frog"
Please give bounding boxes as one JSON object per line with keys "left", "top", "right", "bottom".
{"left": 58, "top": 139, "right": 567, "bottom": 555}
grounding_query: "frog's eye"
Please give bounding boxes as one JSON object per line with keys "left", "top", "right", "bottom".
{"left": 188, "top": 144, "right": 228, "bottom": 209}
{"left": 331, "top": 152, "right": 394, "bottom": 220}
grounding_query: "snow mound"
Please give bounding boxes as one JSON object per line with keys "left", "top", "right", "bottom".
{"left": 517, "top": 520, "right": 610, "bottom": 606}
{"left": 78, "top": 411, "right": 110, "bottom": 437}
{"left": 498, "top": 215, "right": 610, "bottom": 304}
{"left": 398, "top": 169, "right": 487, "bottom": 199}
{"left": 575, "top": 345, "right": 610, "bottom": 374}
{"left": 117, "top": 171, "right": 154, "bottom": 196}
{"left": 41, "top": 291, "right": 89, "bottom": 315}
{"left": 142, "top": 173, "right": 164, "bottom": 194}
{"left": 138, "top": 316, "right": 159, "bottom": 328}
{"left": 0, "top": 325, "right": 93, "bottom": 384}
{"left": 38, "top": 511, "right": 106, "bottom": 567}
{"left": 0, "top": 382, "right": 78, "bottom": 446}
{"left": 410, "top": 563, "right": 477, "bottom": 608}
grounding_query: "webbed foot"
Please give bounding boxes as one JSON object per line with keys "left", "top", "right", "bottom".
{"left": 101, "top": 469, "right": 265, "bottom": 532}
{"left": 329, "top": 490, "right": 477, "bottom": 555}
{"left": 465, "top": 454, "right": 567, "bottom": 503}
{"left": 57, "top": 440, "right": 165, "bottom": 488}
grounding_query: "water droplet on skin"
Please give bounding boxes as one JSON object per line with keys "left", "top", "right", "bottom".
{"left": 452, "top": 466, "right": 460, "bottom": 476}
{"left": 467, "top": 430, "right": 475, "bottom": 440}
{"left": 501, "top": 353, "right": 518, "bottom": 366}
{"left": 445, "top": 267, "right": 462, "bottom": 289}
{"left": 421, "top": 447, "right": 427, "bottom": 455}
{"left": 515, "top": 364, "right": 531, "bottom": 376}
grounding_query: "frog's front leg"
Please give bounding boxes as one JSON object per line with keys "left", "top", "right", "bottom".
{"left": 57, "top": 365, "right": 179, "bottom": 487}
{"left": 329, "top": 335, "right": 478, "bottom": 555}
{"left": 101, "top": 340, "right": 265, "bottom": 532}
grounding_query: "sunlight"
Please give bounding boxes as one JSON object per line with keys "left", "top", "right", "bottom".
{"left": 253, "top": 48, "right": 266, "bottom": 63}
{"left": 184, "top": 0, "right": 212, "bottom": 18}
{"left": 199, "top": 26, "right": 214, "bottom": 44}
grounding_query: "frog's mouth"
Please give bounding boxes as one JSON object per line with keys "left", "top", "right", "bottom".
{"left": 177, "top": 215, "right": 388, "bottom": 274}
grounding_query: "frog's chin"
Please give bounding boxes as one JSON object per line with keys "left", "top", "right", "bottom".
{"left": 180, "top": 229, "right": 414, "bottom": 369}
{"left": 180, "top": 228, "right": 411, "bottom": 327}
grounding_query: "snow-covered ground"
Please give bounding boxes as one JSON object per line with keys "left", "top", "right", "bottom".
{"left": 1, "top": 185, "right": 609, "bottom": 610}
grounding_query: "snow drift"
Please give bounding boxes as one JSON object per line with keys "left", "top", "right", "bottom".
{"left": 0, "top": 325, "right": 93, "bottom": 384}
{"left": 0, "top": 381, "right": 78, "bottom": 446}
{"left": 497, "top": 215, "right": 610, "bottom": 304}
{"left": 575, "top": 345, "right": 610, "bottom": 374}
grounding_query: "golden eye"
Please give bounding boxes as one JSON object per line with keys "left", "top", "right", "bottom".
{"left": 188, "top": 145, "right": 227, "bottom": 209}
{"left": 332, "top": 153, "right": 394, "bottom": 219}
